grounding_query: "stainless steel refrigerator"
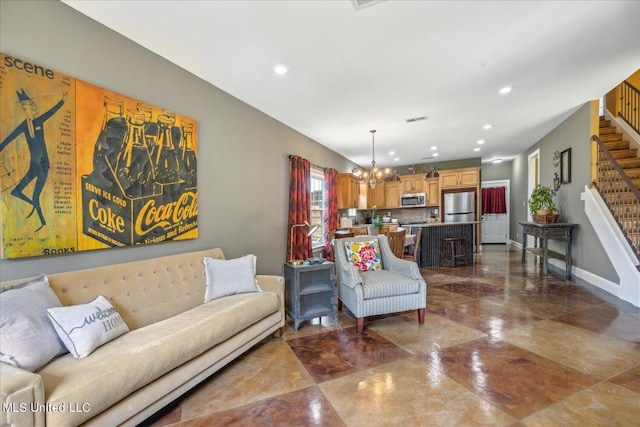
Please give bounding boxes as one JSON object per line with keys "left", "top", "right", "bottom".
{"left": 443, "top": 191, "right": 475, "bottom": 223}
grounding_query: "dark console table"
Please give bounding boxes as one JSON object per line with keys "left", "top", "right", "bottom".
{"left": 519, "top": 222, "right": 578, "bottom": 279}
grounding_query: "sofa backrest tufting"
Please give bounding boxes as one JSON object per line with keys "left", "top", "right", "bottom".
{"left": 0, "top": 248, "right": 226, "bottom": 330}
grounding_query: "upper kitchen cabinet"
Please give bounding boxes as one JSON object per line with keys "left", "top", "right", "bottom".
{"left": 400, "top": 174, "right": 426, "bottom": 193}
{"left": 367, "top": 182, "right": 385, "bottom": 209}
{"left": 337, "top": 173, "right": 366, "bottom": 209}
{"left": 384, "top": 181, "right": 401, "bottom": 208}
{"left": 426, "top": 178, "right": 439, "bottom": 206}
{"left": 439, "top": 167, "right": 480, "bottom": 189}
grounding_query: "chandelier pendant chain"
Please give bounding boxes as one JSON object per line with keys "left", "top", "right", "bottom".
{"left": 370, "top": 129, "right": 376, "bottom": 174}
{"left": 369, "top": 129, "right": 378, "bottom": 188}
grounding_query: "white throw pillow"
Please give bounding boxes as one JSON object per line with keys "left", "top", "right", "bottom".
{"left": 47, "top": 295, "right": 129, "bottom": 359}
{"left": 203, "top": 255, "right": 262, "bottom": 303}
{"left": 0, "top": 275, "right": 67, "bottom": 372}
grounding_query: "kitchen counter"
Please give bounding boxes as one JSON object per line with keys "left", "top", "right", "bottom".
{"left": 419, "top": 222, "right": 475, "bottom": 267}
{"left": 401, "top": 221, "right": 479, "bottom": 227}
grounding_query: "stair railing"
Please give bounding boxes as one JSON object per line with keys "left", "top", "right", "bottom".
{"left": 619, "top": 80, "right": 639, "bottom": 136}
{"left": 592, "top": 135, "right": 640, "bottom": 260}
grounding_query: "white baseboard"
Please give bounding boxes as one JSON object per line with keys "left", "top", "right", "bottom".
{"left": 507, "top": 241, "right": 622, "bottom": 300}
{"left": 508, "top": 239, "right": 522, "bottom": 249}
{"left": 547, "top": 258, "right": 620, "bottom": 297}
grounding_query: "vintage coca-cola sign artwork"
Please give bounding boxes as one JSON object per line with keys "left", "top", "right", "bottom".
{"left": 0, "top": 53, "right": 197, "bottom": 259}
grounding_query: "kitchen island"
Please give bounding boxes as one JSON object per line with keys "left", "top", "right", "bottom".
{"left": 415, "top": 222, "right": 476, "bottom": 267}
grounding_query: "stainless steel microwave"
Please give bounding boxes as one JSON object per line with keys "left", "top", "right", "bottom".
{"left": 400, "top": 193, "right": 426, "bottom": 208}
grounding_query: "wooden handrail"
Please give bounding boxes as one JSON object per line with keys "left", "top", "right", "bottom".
{"left": 592, "top": 135, "right": 640, "bottom": 200}
{"left": 592, "top": 134, "right": 640, "bottom": 261}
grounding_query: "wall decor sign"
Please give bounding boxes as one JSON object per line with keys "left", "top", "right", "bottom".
{"left": 560, "top": 148, "right": 571, "bottom": 184}
{"left": 0, "top": 53, "right": 198, "bottom": 259}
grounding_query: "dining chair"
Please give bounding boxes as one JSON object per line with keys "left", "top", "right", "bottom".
{"left": 328, "top": 230, "right": 354, "bottom": 260}
{"left": 350, "top": 227, "right": 368, "bottom": 236}
{"left": 385, "top": 229, "right": 406, "bottom": 258}
{"left": 403, "top": 227, "right": 422, "bottom": 263}
{"left": 334, "top": 231, "right": 354, "bottom": 238}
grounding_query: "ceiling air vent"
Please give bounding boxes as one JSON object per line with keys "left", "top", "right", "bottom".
{"left": 351, "top": 0, "right": 385, "bottom": 11}
{"left": 405, "top": 115, "right": 428, "bottom": 123}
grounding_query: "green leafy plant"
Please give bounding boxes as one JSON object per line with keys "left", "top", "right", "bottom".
{"left": 528, "top": 185, "right": 557, "bottom": 216}
{"left": 373, "top": 215, "right": 382, "bottom": 231}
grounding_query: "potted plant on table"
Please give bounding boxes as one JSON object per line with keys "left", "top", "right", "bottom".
{"left": 528, "top": 185, "right": 559, "bottom": 223}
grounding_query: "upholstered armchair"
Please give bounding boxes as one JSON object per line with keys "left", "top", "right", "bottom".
{"left": 332, "top": 235, "right": 426, "bottom": 334}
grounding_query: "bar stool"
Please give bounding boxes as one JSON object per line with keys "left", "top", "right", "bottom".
{"left": 440, "top": 237, "right": 467, "bottom": 267}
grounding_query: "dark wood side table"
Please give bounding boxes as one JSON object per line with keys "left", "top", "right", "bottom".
{"left": 519, "top": 222, "right": 578, "bottom": 279}
{"left": 283, "top": 261, "right": 335, "bottom": 332}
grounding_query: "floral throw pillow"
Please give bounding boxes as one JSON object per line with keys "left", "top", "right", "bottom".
{"left": 344, "top": 240, "right": 382, "bottom": 272}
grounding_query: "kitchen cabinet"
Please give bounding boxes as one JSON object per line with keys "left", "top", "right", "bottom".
{"left": 439, "top": 167, "right": 480, "bottom": 189}
{"left": 400, "top": 174, "right": 426, "bottom": 193}
{"left": 426, "top": 178, "right": 439, "bottom": 206}
{"left": 337, "top": 173, "right": 366, "bottom": 209}
{"left": 367, "top": 182, "right": 385, "bottom": 209}
{"left": 284, "top": 262, "right": 335, "bottom": 332}
{"left": 384, "top": 181, "right": 401, "bottom": 208}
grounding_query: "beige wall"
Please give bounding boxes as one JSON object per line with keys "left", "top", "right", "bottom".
{"left": 626, "top": 69, "right": 640, "bottom": 88}
{"left": 0, "top": 0, "right": 356, "bottom": 280}
{"left": 604, "top": 68, "right": 640, "bottom": 116}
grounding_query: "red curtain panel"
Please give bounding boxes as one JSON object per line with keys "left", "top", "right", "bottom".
{"left": 323, "top": 168, "right": 338, "bottom": 260}
{"left": 482, "top": 187, "right": 507, "bottom": 214}
{"left": 287, "top": 156, "right": 312, "bottom": 261}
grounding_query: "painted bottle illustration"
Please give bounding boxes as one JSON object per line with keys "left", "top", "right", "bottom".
{"left": 92, "top": 96, "right": 126, "bottom": 188}
{"left": 150, "top": 112, "right": 181, "bottom": 184}
{"left": 137, "top": 102, "right": 158, "bottom": 153}
{"left": 178, "top": 121, "right": 197, "bottom": 187}
{"left": 115, "top": 109, "right": 156, "bottom": 197}
{"left": 102, "top": 95, "right": 124, "bottom": 131}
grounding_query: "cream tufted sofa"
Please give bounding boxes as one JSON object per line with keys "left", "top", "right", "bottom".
{"left": 0, "top": 248, "right": 285, "bottom": 427}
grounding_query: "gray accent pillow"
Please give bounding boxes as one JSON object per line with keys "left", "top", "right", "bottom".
{"left": 0, "top": 275, "right": 67, "bottom": 372}
{"left": 203, "top": 255, "right": 262, "bottom": 303}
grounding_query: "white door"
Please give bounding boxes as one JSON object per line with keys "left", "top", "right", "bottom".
{"left": 481, "top": 214, "right": 507, "bottom": 243}
{"left": 481, "top": 180, "right": 510, "bottom": 244}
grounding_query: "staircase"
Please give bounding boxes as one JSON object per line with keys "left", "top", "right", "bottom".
{"left": 594, "top": 118, "right": 640, "bottom": 264}
{"left": 588, "top": 116, "right": 640, "bottom": 307}
{"left": 599, "top": 118, "right": 640, "bottom": 189}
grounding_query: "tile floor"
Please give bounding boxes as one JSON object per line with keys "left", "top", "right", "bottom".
{"left": 143, "top": 244, "right": 640, "bottom": 426}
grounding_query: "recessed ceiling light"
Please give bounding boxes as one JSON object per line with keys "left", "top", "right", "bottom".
{"left": 430, "top": 146, "right": 438, "bottom": 150}
{"left": 492, "top": 158, "right": 503, "bottom": 164}
{"left": 389, "top": 151, "right": 395, "bottom": 155}
{"left": 393, "top": 157, "right": 400, "bottom": 161}
{"left": 477, "top": 139, "right": 485, "bottom": 144}
{"left": 483, "top": 124, "right": 492, "bottom": 130}
{"left": 499, "top": 86, "right": 512, "bottom": 94}
{"left": 432, "top": 153, "right": 438, "bottom": 157}
{"left": 273, "top": 64, "right": 288, "bottom": 75}
{"left": 405, "top": 115, "right": 428, "bottom": 123}
{"left": 474, "top": 148, "right": 480, "bottom": 152}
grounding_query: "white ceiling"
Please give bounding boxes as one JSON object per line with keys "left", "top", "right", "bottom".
{"left": 63, "top": 0, "right": 640, "bottom": 169}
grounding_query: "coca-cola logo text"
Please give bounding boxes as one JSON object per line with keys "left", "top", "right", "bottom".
{"left": 134, "top": 192, "right": 198, "bottom": 236}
